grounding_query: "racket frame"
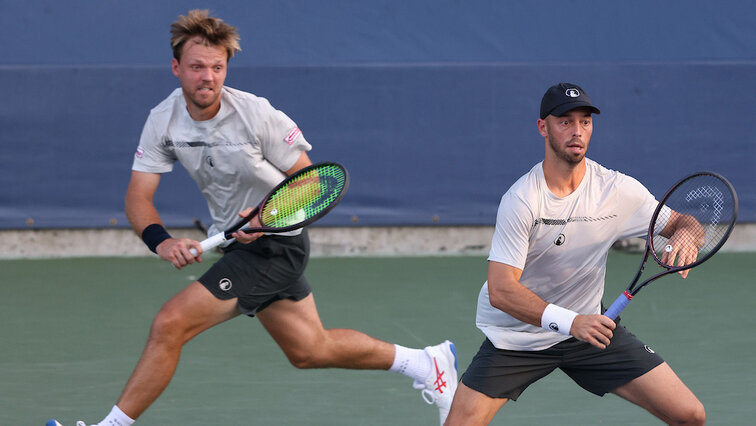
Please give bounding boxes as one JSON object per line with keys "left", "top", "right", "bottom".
{"left": 191, "top": 162, "right": 349, "bottom": 256}
{"left": 234, "top": 161, "right": 349, "bottom": 235}
{"left": 604, "top": 171, "right": 737, "bottom": 320}
{"left": 646, "top": 171, "right": 738, "bottom": 272}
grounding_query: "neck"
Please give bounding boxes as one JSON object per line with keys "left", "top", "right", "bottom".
{"left": 542, "top": 156, "right": 586, "bottom": 198}
{"left": 186, "top": 101, "right": 221, "bottom": 121}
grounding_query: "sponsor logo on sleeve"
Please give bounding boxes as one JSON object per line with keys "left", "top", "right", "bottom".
{"left": 135, "top": 146, "right": 144, "bottom": 159}
{"left": 284, "top": 127, "right": 302, "bottom": 145}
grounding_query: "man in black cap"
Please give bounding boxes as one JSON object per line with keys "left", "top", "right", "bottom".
{"left": 444, "top": 83, "right": 706, "bottom": 425}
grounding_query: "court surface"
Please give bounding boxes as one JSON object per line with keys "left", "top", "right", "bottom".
{"left": 1, "top": 251, "right": 753, "bottom": 425}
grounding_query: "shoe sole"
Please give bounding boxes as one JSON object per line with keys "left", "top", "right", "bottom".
{"left": 448, "top": 341, "right": 458, "bottom": 372}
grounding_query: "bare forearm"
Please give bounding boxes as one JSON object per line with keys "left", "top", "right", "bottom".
{"left": 487, "top": 261, "right": 614, "bottom": 348}
{"left": 124, "top": 171, "right": 163, "bottom": 236}
{"left": 125, "top": 193, "right": 162, "bottom": 236}
{"left": 487, "top": 261, "right": 547, "bottom": 327}
{"left": 489, "top": 282, "right": 548, "bottom": 327}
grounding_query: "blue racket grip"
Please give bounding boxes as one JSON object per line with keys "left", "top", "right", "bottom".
{"left": 604, "top": 291, "right": 633, "bottom": 320}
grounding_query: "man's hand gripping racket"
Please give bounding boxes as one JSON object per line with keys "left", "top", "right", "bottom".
{"left": 604, "top": 172, "right": 738, "bottom": 320}
{"left": 189, "top": 162, "right": 349, "bottom": 257}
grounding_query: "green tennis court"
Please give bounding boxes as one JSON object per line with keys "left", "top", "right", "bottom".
{"left": 1, "top": 252, "right": 753, "bottom": 425}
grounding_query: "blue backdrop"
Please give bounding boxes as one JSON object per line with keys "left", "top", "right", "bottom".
{"left": 1, "top": 1, "right": 754, "bottom": 229}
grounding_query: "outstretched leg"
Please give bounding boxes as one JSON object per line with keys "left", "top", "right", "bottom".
{"left": 257, "top": 293, "right": 458, "bottom": 425}
{"left": 257, "top": 293, "right": 395, "bottom": 369}
{"left": 612, "top": 362, "right": 705, "bottom": 425}
{"left": 445, "top": 381, "right": 508, "bottom": 425}
{"left": 116, "top": 282, "right": 241, "bottom": 419}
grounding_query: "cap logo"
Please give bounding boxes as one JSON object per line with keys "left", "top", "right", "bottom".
{"left": 565, "top": 88, "right": 580, "bottom": 98}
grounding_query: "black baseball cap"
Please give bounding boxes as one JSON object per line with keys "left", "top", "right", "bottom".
{"left": 539, "top": 83, "right": 600, "bottom": 119}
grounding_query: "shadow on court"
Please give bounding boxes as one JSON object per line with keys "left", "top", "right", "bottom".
{"left": 1, "top": 252, "right": 753, "bottom": 425}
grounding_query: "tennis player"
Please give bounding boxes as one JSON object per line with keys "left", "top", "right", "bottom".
{"left": 48, "top": 9, "right": 456, "bottom": 426}
{"left": 444, "top": 83, "right": 705, "bottom": 425}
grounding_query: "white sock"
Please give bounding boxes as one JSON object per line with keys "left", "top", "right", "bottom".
{"left": 389, "top": 344, "right": 431, "bottom": 383}
{"left": 96, "top": 405, "right": 134, "bottom": 426}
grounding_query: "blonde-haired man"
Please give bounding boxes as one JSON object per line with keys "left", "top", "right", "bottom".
{"left": 48, "top": 10, "right": 456, "bottom": 426}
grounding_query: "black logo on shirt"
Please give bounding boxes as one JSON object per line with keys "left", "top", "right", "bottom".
{"left": 554, "top": 234, "right": 566, "bottom": 246}
{"left": 206, "top": 156, "right": 215, "bottom": 168}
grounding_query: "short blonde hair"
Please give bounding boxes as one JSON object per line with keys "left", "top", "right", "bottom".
{"left": 170, "top": 9, "right": 241, "bottom": 62}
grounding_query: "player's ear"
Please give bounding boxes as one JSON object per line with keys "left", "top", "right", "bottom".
{"left": 171, "top": 58, "right": 180, "bottom": 78}
{"left": 537, "top": 118, "right": 548, "bottom": 137}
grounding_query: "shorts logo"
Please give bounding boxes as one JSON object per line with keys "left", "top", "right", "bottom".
{"left": 554, "top": 233, "right": 566, "bottom": 246}
{"left": 644, "top": 345, "right": 655, "bottom": 354}
{"left": 565, "top": 88, "right": 580, "bottom": 98}
{"left": 549, "top": 322, "right": 560, "bottom": 332}
{"left": 219, "top": 278, "right": 232, "bottom": 291}
{"left": 206, "top": 156, "right": 215, "bottom": 168}
{"left": 284, "top": 127, "right": 302, "bottom": 145}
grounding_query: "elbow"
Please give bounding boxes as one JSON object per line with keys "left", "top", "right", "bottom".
{"left": 488, "top": 289, "right": 510, "bottom": 313}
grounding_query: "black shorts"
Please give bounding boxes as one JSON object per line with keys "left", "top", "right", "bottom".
{"left": 461, "top": 325, "right": 664, "bottom": 400}
{"left": 198, "top": 229, "right": 311, "bottom": 316}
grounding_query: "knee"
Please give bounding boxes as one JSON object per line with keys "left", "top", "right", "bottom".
{"left": 671, "top": 401, "right": 706, "bottom": 426}
{"left": 285, "top": 348, "right": 328, "bottom": 369}
{"left": 684, "top": 402, "right": 706, "bottom": 426}
{"left": 147, "top": 306, "right": 190, "bottom": 347}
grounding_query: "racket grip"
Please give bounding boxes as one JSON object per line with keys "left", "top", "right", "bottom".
{"left": 604, "top": 291, "right": 633, "bottom": 320}
{"left": 189, "top": 232, "right": 228, "bottom": 257}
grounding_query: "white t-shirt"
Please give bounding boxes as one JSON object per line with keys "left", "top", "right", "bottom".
{"left": 476, "top": 159, "right": 658, "bottom": 351}
{"left": 132, "top": 86, "right": 312, "bottom": 234}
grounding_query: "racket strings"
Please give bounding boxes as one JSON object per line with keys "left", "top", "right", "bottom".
{"left": 261, "top": 165, "right": 348, "bottom": 228}
{"left": 651, "top": 175, "right": 736, "bottom": 267}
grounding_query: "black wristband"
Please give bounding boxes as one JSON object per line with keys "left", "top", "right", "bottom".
{"left": 141, "top": 223, "right": 172, "bottom": 253}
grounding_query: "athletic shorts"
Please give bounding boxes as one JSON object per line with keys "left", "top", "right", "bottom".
{"left": 461, "top": 325, "right": 664, "bottom": 400}
{"left": 198, "top": 229, "right": 311, "bottom": 317}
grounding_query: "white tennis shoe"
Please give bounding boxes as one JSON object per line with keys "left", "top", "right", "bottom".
{"left": 413, "top": 340, "right": 458, "bottom": 425}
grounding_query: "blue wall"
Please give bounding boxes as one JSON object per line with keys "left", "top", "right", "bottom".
{"left": 1, "top": 1, "right": 755, "bottom": 229}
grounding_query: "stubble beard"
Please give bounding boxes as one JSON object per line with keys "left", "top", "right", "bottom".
{"left": 187, "top": 89, "right": 220, "bottom": 111}
{"left": 547, "top": 134, "right": 586, "bottom": 165}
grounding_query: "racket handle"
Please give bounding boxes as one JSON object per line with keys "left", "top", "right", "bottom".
{"left": 604, "top": 291, "right": 633, "bottom": 320}
{"left": 189, "top": 232, "right": 229, "bottom": 257}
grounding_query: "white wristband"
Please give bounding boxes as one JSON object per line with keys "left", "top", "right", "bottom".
{"left": 541, "top": 304, "right": 578, "bottom": 336}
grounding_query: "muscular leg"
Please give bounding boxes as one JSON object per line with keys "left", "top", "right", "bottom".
{"left": 444, "top": 381, "right": 508, "bottom": 425}
{"left": 612, "top": 362, "right": 705, "bottom": 425}
{"left": 257, "top": 293, "right": 395, "bottom": 370}
{"left": 116, "top": 282, "right": 241, "bottom": 419}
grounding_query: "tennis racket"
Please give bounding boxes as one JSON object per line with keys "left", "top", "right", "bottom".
{"left": 189, "top": 162, "right": 349, "bottom": 256}
{"left": 604, "top": 172, "right": 738, "bottom": 320}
